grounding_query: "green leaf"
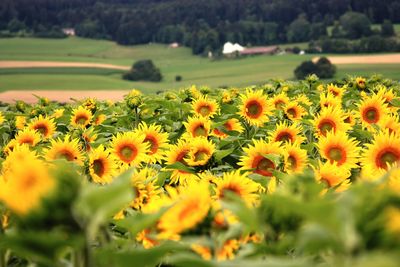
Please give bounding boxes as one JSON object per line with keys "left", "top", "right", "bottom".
{"left": 73, "top": 169, "right": 134, "bottom": 239}
{"left": 165, "top": 162, "right": 196, "bottom": 174}
{"left": 214, "top": 148, "right": 235, "bottom": 162}
{"left": 389, "top": 98, "right": 400, "bottom": 107}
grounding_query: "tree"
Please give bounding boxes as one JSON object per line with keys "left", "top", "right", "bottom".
{"left": 287, "top": 15, "right": 311, "bottom": 43}
{"left": 294, "top": 57, "right": 336, "bottom": 79}
{"left": 123, "top": 60, "right": 162, "bottom": 82}
{"left": 381, "top": 20, "right": 395, "bottom": 37}
{"left": 339, "top": 12, "right": 372, "bottom": 39}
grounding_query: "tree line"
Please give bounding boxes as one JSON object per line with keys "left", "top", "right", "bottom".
{"left": 1, "top": 0, "right": 400, "bottom": 55}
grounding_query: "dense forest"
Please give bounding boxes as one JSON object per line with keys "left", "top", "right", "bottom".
{"left": 1, "top": 0, "right": 400, "bottom": 54}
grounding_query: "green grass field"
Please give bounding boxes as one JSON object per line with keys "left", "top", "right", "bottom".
{"left": 0, "top": 37, "right": 399, "bottom": 93}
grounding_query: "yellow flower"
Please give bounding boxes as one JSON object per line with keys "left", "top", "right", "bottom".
{"left": 358, "top": 94, "right": 388, "bottom": 130}
{"left": 378, "top": 114, "right": 400, "bottom": 136}
{"left": 70, "top": 106, "right": 92, "bottom": 128}
{"left": 0, "top": 112, "right": 5, "bottom": 125}
{"left": 111, "top": 131, "right": 149, "bottom": 166}
{"left": 385, "top": 207, "right": 400, "bottom": 235}
{"left": 212, "top": 118, "right": 244, "bottom": 139}
{"left": 283, "top": 142, "right": 308, "bottom": 174}
{"left": 314, "top": 161, "right": 351, "bottom": 188}
{"left": 44, "top": 135, "right": 84, "bottom": 165}
{"left": 191, "top": 244, "right": 212, "bottom": 260}
{"left": 270, "top": 92, "right": 289, "bottom": 110}
{"left": 15, "top": 128, "right": 41, "bottom": 147}
{"left": 295, "top": 94, "right": 312, "bottom": 106}
{"left": 239, "top": 139, "right": 282, "bottom": 177}
{"left": 217, "top": 239, "right": 240, "bottom": 261}
{"left": 157, "top": 182, "right": 211, "bottom": 238}
{"left": 186, "top": 137, "right": 215, "bottom": 167}
{"left": 313, "top": 106, "right": 350, "bottom": 138}
{"left": 376, "top": 85, "right": 397, "bottom": 112}
{"left": 284, "top": 102, "right": 306, "bottom": 121}
{"left": 269, "top": 121, "right": 305, "bottom": 144}
{"left": 355, "top": 76, "right": 366, "bottom": 89}
{"left": 135, "top": 122, "right": 169, "bottom": 164}
{"left": 192, "top": 95, "right": 219, "bottom": 118}
{"left": 165, "top": 139, "right": 198, "bottom": 184}
{"left": 214, "top": 170, "right": 262, "bottom": 206}
{"left": 15, "top": 116, "right": 26, "bottom": 130}
{"left": 183, "top": 116, "right": 211, "bottom": 138}
{"left": 238, "top": 89, "right": 271, "bottom": 126}
{"left": 317, "top": 131, "right": 360, "bottom": 170}
{"left": 52, "top": 108, "right": 64, "bottom": 119}
{"left": 89, "top": 145, "right": 118, "bottom": 185}
{"left": 136, "top": 229, "right": 159, "bottom": 249}
{"left": 94, "top": 114, "right": 106, "bottom": 125}
{"left": 319, "top": 92, "right": 341, "bottom": 109}
{"left": 0, "top": 153, "right": 54, "bottom": 215}
{"left": 130, "top": 167, "right": 162, "bottom": 210}
{"left": 343, "top": 110, "right": 357, "bottom": 126}
{"left": 326, "top": 83, "right": 345, "bottom": 98}
{"left": 221, "top": 90, "right": 232, "bottom": 103}
{"left": 28, "top": 115, "right": 56, "bottom": 138}
{"left": 361, "top": 131, "right": 400, "bottom": 173}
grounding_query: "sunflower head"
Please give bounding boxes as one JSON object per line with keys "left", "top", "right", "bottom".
{"left": 313, "top": 106, "right": 350, "bottom": 138}
{"left": 44, "top": 135, "right": 84, "bottom": 165}
{"left": 358, "top": 94, "right": 388, "bottom": 130}
{"left": 284, "top": 102, "right": 306, "bottom": 121}
{"left": 239, "top": 139, "right": 282, "bottom": 177}
{"left": 238, "top": 89, "right": 270, "bottom": 126}
{"left": 355, "top": 76, "right": 366, "bottom": 89}
{"left": 271, "top": 92, "right": 289, "bottom": 110}
{"left": 70, "top": 106, "right": 92, "bottom": 128}
{"left": 283, "top": 142, "right": 308, "bottom": 174}
{"left": 269, "top": 121, "right": 305, "bottom": 144}
{"left": 212, "top": 118, "right": 244, "bottom": 139}
{"left": 28, "top": 115, "right": 56, "bottom": 138}
{"left": 319, "top": 92, "right": 341, "bottom": 109}
{"left": 111, "top": 131, "right": 149, "bottom": 166}
{"left": 15, "top": 128, "right": 41, "bottom": 147}
{"left": 183, "top": 116, "right": 211, "bottom": 138}
{"left": 165, "top": 139, "right": 197, "bottom": 184}
{"left": 186, "top": 137, "right": 215, "bottom": 167}
{"left": 314, "top": 161, "right": 351, "bottom": 188}
{"left": 89, "top": 145, "right": 117, "bottom": 185}
{"left": 192, "top": 95, "right": 219, "bottom": 118}
{"left": 135, "top": 122, "right": 169, "bottom": 164}
{"left": 326, "top": 83, "right": 345, "bottom": 98}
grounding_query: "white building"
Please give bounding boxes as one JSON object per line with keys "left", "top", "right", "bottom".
{"left": 222, "top": 42, "right": 244, "bottom": 55}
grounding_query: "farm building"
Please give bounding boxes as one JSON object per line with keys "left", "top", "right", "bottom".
{"left": 239, "top": 46, "right": 280, "bottom": 55}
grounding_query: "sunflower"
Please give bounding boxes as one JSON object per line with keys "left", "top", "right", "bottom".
{"left": 192, "top": 95, "right": 219, "bottom": 118}
{"left": 239, "top": 139, "right": 283, "bottom": 177}
{"left": 212, "top": 118, "right": 244, "bottom": 139}
{"left": 326, "top": 83, "right": 345, "bottom": 98}
{"left": 111, "top": 131, "right": 149, "bottom": 166}
{"left": 3, "top": 139, "right": 18, "bottom": 156}
{"left": 186, "top": 137, "right": 215, "bottom": 166}
{"left": 136, "top": 229, "right": 159, "bottom": 249}
{"left": 343, "top": 110, "right": 357, "bottom": 126}
{"left": 44, "top": 135, "right": 84, "bottom": 165}
{"left": 1, "top": 144, "right": 38, "bottom": 177}
{"left": 295, "top": 94, "right": 312, "bottom": 106}
{"left": 314, "top": 161, "right": 351, "bottom": 187}
{"left": 0, "top": 112, "right": 4, "bottom": 125}
{"left": 361, "top": 131, "right": 400, "bottom": 173}
{"left": 319, "top": 92, "right": 341, "bottom": 109}
{"left": 284, "top": 102, "right": 306, "bottom": 121}
{"left": 183, "top": 116, "right": 211, "bottom": 138}
{"left": 213, "top": 170, "right": 262, "bottom": 206}
{"left": 82, "top": 128, "right": 97, "bottom": 152}
{"left": 15, "top": 116, "right": 26, "bottom": 130}
{"left": 165, "top": 139, "right": 197, "bottom": 184}
{"left": 88, "top": 145, "right": 117, "bottom": 185}
{"left": 221, "top": 90, "right": 232, "bottom": 104}
{"left": 135, "top": 122, "right": 169, "bottom": 164}
{"left": 94, "top": 114, "right": 106, "bottom": 125}
{"left": 0, "top": 155, "right": 54, "bottom": 215}
{"left": 313, "top": 106, "right": 350, "bottom": 138}
{"left": 70, "top": 106, "right": 92, "bottom": 128}
{"left": 157, "top": 182, "right": 211, "bottom": 238}
{"left": 131, "top": 167, "right": 162, "bottom": 210}
{"left": 358, "top": 94, "right": 388, "bottom": 130}
{"left": 238, "top": 89, "right": 270, "bottom": 126}
{"left": 216, "top": 239, "right": 240, "bottom": 261}
{"left": 28, "top": 115, "right": 56, "bottom": 138}
{"left": 378, "top": 114, "right": 400, "bottom": 136}
{"left": 283, "top": 142, "right": 308, "bottom": 174}
{"left": 355, "top": 76, "right": 366, "bottom": 89}
{"left": 191, "top": 244, "right": 212, "bottom": 260}
{"left": 270, "top": 92, "right": 289, "bottom": 110}
{"left": 269, "top": 121, "right": 305, "bottom": 144}
{"left": 14, "top": 128, "right": 41, "bottom": 147}
{"left": 52, "top": 108, "right": 64, "bottom": 119}
{"left": 317, "top": 131, "right": 360, "bottom": 169}
{"left": 376, "top": 85, "right": 397, "bottom": 112}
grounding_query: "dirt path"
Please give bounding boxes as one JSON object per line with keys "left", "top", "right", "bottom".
{"left": 0, "top": 90, "right": 131, "bottom": 103}
{"left": 313, "top": 54, "right": 400, "bottom": 64}
{"left": 0, "top": 61, "right": 130, "bottom": 70}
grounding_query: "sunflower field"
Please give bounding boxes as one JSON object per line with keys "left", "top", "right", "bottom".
{"left": 0, "top": 75, "right": 400, "bottom": 267}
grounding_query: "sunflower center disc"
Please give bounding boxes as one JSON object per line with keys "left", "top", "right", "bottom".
{"left": 256, "top": 158, "right": 275, "bottom": 176}
{"left": 287, "top": 108, "right": 296, "bottom": 117}
{"left": 328, "top": 147, "right": 344, "bottom": 162}
{"left": 76, "top": 116, "right": 88, "bottom": 125}
{"left": 319, "top": 120, "right": 335, "bottom": 135}
{"left": 277, "top": 132, "right": 292, "bottom": 142}
{"left": 121, "top": 146, "right": 134, "bottom": 160}
{"left": 199, "top": 106, "right": 211, "bottom": 116}
{"left": 246, "top": 101, "right": 262, "bottom": 117}
{"left": 380, "top": 151, "right": 399, "bottom": 167}
{"left": 288, "top": 155, "right": 297, "bottom": 170}
{"left": 194, "top": 125, "right": 207, "bottom": 137}
{"left": 194, "top": 151, "right": 208, "bottom": 162}
{"left": 35, "top": 124, "right": 48, "bottom": 135}
{"left": 93, "top": 159, "right": 105, "bottom": 177}
{"left": 365, "top": 108, "right": 378, "bottom": 123}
